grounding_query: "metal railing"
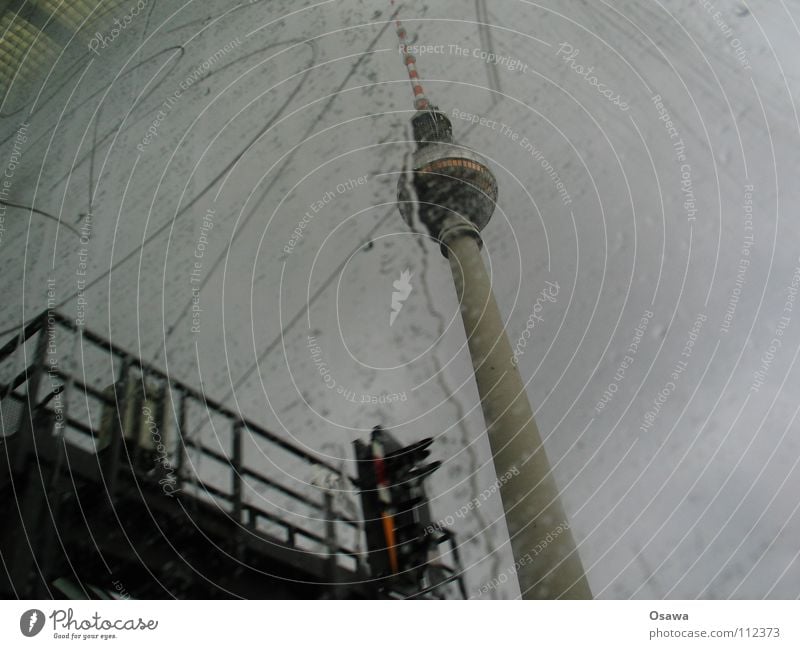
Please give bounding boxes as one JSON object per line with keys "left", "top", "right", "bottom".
{"left": 0, "top": 309, "right": 467, "bottom": 598}
{"left": 0, "top": 310, "right": 363, "bottom": 572}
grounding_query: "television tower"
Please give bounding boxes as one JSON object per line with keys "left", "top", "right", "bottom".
{"left": 392, "top": 6, "right": 591, "bottom": 599}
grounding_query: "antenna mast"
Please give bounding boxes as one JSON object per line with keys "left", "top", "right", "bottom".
{"left": 391, "top": 0, "right": 430, "bottom": 110}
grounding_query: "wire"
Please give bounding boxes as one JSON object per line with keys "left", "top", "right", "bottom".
{"left": 1, "top": 46, "right": 186, "bottom": 146}
{"left": 161, "top": 7, "right": 401, "bottom": 345}
{"left": 0, "top": 200, "right": 81, "bottom": 238}
{"left": 160, "top": 34, "right": 394, "bottom": 340}
{"left": 221, "top": 210, "right": 395, "bottom": 400}
{"left": 0, "top": 38, "right": 306, "bottom": 340}
{"left": 217, "top": 8, "right": 404, "bottom": 394}
{"left": 159, "top": 37, "right": 321, "bottom": 341}
{"left": 475, "top": 0, "right": 501, "bottom": 105}
{"left": 0, "top": 5, "right": 404, "bottom": 404}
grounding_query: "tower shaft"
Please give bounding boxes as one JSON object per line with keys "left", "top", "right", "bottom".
{"left": 442, "top": 222, "right": 592, "bottom": 599}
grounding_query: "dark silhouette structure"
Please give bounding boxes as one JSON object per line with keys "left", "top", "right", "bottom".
{"left": 0, "top": 311, "right": 464, "bottom": 599}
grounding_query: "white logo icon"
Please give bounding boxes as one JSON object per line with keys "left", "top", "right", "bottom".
{"left": 20, "top": 609, "right": 45, "bottom": 637}
{"left": 390, "top": 269, "right": 413, "bottom": 326}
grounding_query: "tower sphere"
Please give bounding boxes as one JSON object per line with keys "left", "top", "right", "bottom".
{"left": 397, "top": 108, "right": 498, "bottom": 243}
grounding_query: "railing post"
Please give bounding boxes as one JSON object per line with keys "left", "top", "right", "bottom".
{"left": 105, "top": 357, "right": 131, "bottom": 498}
{"left": 232, "top": 421, "right": 243, "bottom": 525}
{"left": 50, "top": 325, "right": 80, "bottom": 487}
{"left": 14, "top": 314, "right": 48, "bottom": 470}
{"left": 26, "top": 313, "right": 49, "bottom": 407}
{"left": 323, "top": 491, "right": 340, "bottom": 597}
{"left": 445, "top": 531, "right": 468, "bottom": 600}
{"left": 0, "top": 327, "right": 25, "bottom": 402}
{"left": 175, "top": 390, "right": 188, "bottom": 492}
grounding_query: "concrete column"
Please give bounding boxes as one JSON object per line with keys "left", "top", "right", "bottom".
{"left": 440, "top": 219, "right": 591, "bottom": 599}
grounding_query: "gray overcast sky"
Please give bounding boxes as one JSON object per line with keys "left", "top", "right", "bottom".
{"left": 1, "top": 0, "right": 799, "bottom": 598}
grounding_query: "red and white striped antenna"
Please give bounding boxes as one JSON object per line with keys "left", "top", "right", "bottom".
{"left": 391, "top": 0, "right": 430, "bottom": 111}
